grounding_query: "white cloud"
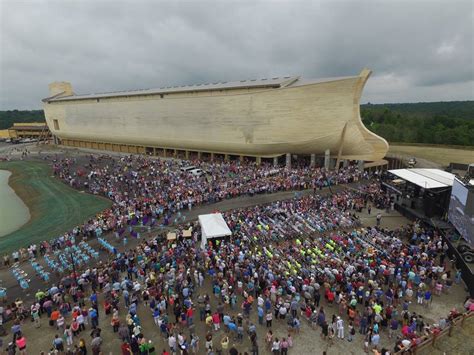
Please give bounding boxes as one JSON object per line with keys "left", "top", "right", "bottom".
{"left": 436, "top": 43, "right": 456, "bottom": 56}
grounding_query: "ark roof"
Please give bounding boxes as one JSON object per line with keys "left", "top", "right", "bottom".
{"left": 45, "top": 75, "right": 357, "bottom": 102}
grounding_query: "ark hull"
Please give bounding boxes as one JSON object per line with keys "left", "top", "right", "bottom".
{"left": 43, "top": 69, "right": 388, "bottom": 160}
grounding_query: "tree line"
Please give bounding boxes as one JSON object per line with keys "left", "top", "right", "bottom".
{"left": 361, "top": 101, "right": 474, "bottom": 146}
{"left": 0, "top": 110, "right": 45, "bottom": 130}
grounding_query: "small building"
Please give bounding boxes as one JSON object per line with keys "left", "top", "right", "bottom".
{"left": 8, "top": 122, "right": 50, "bottom": 140}
{"left": 0, "top": 130, "right": 10, "bottom": 139}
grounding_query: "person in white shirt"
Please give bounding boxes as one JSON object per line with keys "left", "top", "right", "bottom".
{"left": 133, "top": 324, "right": 142, "bottom": 336}
{"left": 271, "top": 338, "right": 281, "bottom": 353}
{"left": 76, "top": 314, "right": 85, "bottom": 331}
{"left": 133, "top": 281, "right": 141, "bottom": 292}
{"left": 57, "top": 315, "right": 65, "bottom": 332}
{"left": 178, "top": 332, "right": 185, "bottom": 347}
{"left": 336, "top": 317, "right": 344, "bottom": 339}
{"left": 168, "top": 334, "right": 176, "bottom": 353}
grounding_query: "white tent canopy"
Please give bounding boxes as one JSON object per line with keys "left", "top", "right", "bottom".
{"left": 199, "top": 213, "right": 232, "bottom": 249}
{"left": 388, "top": 169, "right": 455, "bottom": 189}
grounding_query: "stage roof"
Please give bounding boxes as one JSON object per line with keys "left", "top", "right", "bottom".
{"left": 388, "top": 169, "right": 455, "bottom": 189}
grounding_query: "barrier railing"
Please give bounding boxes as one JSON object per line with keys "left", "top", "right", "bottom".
{"left": 393, "top": 310, "right": 473, "bottom": 354}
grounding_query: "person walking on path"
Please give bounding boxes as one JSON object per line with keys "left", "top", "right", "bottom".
{"left": 91, "top": 334, "right": 102, "bottom": 355}
{"left": 266, "top": 312, "right": 273, "bottom": 328}
{"left": 336, "top": 316, "right": 344, "bottom": 339}
{"left": 376, "top": 213, "right": 382, "bottom": 226}
{"left": 348, "top": 322, "right": 355, "bottom": 342}
{"left": 32, "top": 307, "right": 41, "bottom": 328}
{"left": 52, "top": 334, "right": 64, "bottom": 352}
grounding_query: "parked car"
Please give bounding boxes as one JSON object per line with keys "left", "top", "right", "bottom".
{"left": 180, "top": 165, "right": 197, "bottom": 172}
{"left": 189, "top": 168, "right": 205, "bottom": 177}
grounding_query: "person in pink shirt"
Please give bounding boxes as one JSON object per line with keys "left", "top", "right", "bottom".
{"left": 212, "top": 312, "right": 221, "bottom": 331}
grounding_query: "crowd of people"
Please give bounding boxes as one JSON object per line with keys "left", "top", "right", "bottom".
{"left": 0, "top": 153, "right": 470, "bottom": 354}
{"left": 3, "top": 154, "right": 367, "bottom": 266}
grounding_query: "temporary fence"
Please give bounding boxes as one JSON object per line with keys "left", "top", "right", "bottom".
{"left": 393, "top": 310, "right": 473, "bottom": 355}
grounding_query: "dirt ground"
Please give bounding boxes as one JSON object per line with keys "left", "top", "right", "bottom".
{"left": 0, "top": 207, "right": 470, "bottom": 355}
{"left": 0, "top": 143, "right": 472, "bottom": 354}
{"left": 417, "top": 315, "right": 474, "bottom": 355}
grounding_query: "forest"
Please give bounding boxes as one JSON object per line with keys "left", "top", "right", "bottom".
{"left": 361, "top": 101, "right": 474, "bottom": 146}
{"left": 1, "top": 101, "right": 473, "bottom": 146}
{"left": 0, "top": 110, "right": 45, "bottom": 130}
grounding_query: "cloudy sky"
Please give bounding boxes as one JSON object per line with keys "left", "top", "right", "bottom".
{"left": 0, "top": 0, "right": 472, "bottom": 109}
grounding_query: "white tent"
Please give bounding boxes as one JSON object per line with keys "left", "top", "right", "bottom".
{"left": 198, "top": 213, "right": 232, "bottom": 249}
{"left": 388, "top": 169, "right": 455, "bottom": 189}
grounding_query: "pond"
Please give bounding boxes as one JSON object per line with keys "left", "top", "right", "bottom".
{"left": 0, "top": 170, "right": 30, "bottom": 237}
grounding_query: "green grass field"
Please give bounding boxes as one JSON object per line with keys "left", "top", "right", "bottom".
{"left": 0, "top": 160, "right": 112, "bottom": 252}
{"left": 389, "top": 144, "right": 474, "bottom": 167}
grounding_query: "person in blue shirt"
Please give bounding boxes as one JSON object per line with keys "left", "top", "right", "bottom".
{"left": 247, "top": 280, "right": 255, "bottom": 294}
{"left": 149, "top": 298, "right": 156, "bottom": 311}
{"left": 89, "top": 308, "right": 98, "bottom": 329}
{"left": 160, "top": 320, "right": 168, "bottom": 337}
{"left": 265, "top": 298, "right": 272, "bottom": 312}
{"left": 90, "top": 292, "right": 98, "bottom": 306}
{"left": 223, "top": 314, "right": 231, "bottom": 327}
{"left": 129, "top": 302, "right": 137, "bottom": 316}
{"left": 228, "top": 321, "right": 237, "bottom": 334}
{"left": 248, "top": 322, "right": 256, "bottom": 335}
{"left": 258, "top": 306, "right": 264, "bottom": 325}
{"left": 183, "top": 298, "right": 192, "bottom": 309}
{"left": 153, "top": 308, "right": 160, "bottom": 325}
{"left": 123, "top": 289, "right": 130, "bottom": 307}
{"left": 424, "top": 290, "right": 432, "bottom": 307}
{"left": 373, "top": 322, "right": 379, "bottom": 334}
{"left": 49, "top": 285, "right": 59, "bottom": 295}
{"left": 11, "top": 323, "right": 21, "bottom": 340}
{"left": 230, "top": 294, "right": 237, "bottom": 310}
{"left": 213, "top": 284, "right": 221, "bottom": 296}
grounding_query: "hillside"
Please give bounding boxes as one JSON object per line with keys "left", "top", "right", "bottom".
{"left": 361, "top": 101, "right": 474, "bottom": 146}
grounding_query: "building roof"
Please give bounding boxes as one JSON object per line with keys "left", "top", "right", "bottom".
{"left": 44, "top": 74, "right": 358, "bottom": 102}
{"left": 13, "top": 122, "right": 46, "bottom": 127}
{"left": 9, "top": 125, "right": 47, "bottom": 131}
{"left": 388, "top": 168, "right": 456, "bottom": 189}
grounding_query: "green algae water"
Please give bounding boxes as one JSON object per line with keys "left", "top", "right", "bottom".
{"left": 0, "top": 170, "right": 30, "bottom": 237}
